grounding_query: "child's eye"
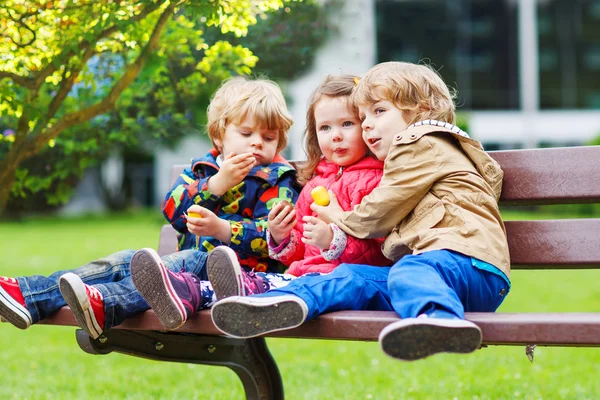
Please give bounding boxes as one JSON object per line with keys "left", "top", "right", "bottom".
{"left": 320, "top": 125, "right": 330, "bottom": 132}
{"left": 342, "top": 121, "right": 354, "bottom": 127}
{"left": 264, "top": 136, "right": 277, "bottom": 142}
{"left": 374, "top": 108, "right": 385, "bottom": 115}
{"left": 240, "top": 131, "right": 252, "bottom": 136}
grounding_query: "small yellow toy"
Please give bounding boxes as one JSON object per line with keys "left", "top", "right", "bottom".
{"left": 310, "top": 186, "right": 330, "bottom": 206}
{"left": 187, "top": 212, "right": 202, "bottom": 218}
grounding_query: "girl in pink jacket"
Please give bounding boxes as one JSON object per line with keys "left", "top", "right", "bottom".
{"left": 206, "top": 75, "right": 391, "bottom": 299}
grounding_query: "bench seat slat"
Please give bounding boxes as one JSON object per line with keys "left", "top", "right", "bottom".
{"left": 491, "top": 146, "right": 600, "bottom": 205}
{"left": 40, "top": 308, "right": 600, "bottom": 347}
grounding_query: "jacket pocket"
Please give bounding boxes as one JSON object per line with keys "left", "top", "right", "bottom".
{"left": 400, "top": 192, "right": 445, "bottom": 233}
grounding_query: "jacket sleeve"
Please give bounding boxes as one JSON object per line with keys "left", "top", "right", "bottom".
{"left": 162, "top": 165, "right": 222, "bottom": 233}
{"left": 268, "top": 182, "right": 314, "bottom": 265}
{"left": 335, "top": 170, "right": 390, "bottom": 265}
{"left": 225, "top": 172, "right": 300, "bottom": 259}
{"left": 331, "top": 135, "right": 446, "bottom": 239}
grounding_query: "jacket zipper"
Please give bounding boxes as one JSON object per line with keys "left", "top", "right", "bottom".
{"left": 335, "top": 166, "right": 343, "bottom": 181}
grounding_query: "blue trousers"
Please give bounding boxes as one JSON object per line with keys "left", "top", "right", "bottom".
{"left": 256, "top": 250, "right": 510, "bottom": 320}
{"left": 17, "top": 249, "right": 210, "bottom": 329}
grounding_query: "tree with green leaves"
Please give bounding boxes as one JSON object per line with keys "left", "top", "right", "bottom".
{"left": 0, "top": 0, "right": 311, "bottom": 215}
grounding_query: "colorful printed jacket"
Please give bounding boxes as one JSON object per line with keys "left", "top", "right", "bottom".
{"left": 162, "top": 149, "right": 299, "bottom": 273}
{"left": 268, "top": 156, "right": 391, "bottom": 276}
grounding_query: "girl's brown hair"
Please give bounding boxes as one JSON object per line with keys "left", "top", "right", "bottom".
{"left": 298, "top": 74, "right": 360, "bottom": 185}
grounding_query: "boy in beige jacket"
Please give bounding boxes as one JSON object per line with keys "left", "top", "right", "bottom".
{"left": 210, "top": 62, "right": 511, "bottom": 362}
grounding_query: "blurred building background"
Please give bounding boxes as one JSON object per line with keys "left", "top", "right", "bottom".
{"left": 62, "top": 0, "right": 600, "bottom": 213}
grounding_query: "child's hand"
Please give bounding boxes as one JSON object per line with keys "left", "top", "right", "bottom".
{"left": 208, "top": 152, "right": 257, "bottom": 196}
{"left": 310, "top": 190, "right": 343, "bottom": 224}
{"left": 186, "top": 205, "right": 232, "bottom": 244}
{"left": 301, "top": 216, "right": 333, "bottom": 250}
{"left": 268, "top": 201, "right": 296, "bottom": 245}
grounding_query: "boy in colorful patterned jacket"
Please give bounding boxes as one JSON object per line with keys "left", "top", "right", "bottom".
{"left": 0, "top": 76, "right": 299, "bottom": 338}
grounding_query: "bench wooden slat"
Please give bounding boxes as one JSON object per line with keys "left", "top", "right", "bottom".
{"left": 157, "top": 219, "right": 600, "bottom": 269}
{"left": 171, "top": 146, "right": 600, "bottom": 206}
{"left": 506, "top": 219, "right": 600, "bottom": 268}
{"left": 41, "top": 308, "right": 600, "bottom": 346}
{"left": 491, "top": 146, "right": 600, "bottom": 205}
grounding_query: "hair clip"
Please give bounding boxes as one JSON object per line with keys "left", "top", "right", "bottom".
{"left": 353, "top": 77, "right": 361, "bottom": 86}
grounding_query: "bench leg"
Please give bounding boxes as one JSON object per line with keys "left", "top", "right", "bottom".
{"left": 75, "top": 329, "right": 283, "bottom": 400}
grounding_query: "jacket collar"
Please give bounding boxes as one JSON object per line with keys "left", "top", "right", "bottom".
{"left": 401, "top": 121, "right": 503, "bottom": 200}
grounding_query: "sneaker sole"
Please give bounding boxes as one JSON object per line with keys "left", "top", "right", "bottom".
{"left": 207, "top": 247, "right": 244, "bottom": 300}
{"left": 59, "top": 273, "right": 103, "bottom": 339}
{"left": 211, "top": 298, "right": 305, "bottom": 339}
{"left": 0, "top": 285, "right": 32, "bottom": 329}
{"left": 379, "top": 319, "right": 482, "bottom": 361}
{"left": 130, "top": 249, "right": 186, "bottom": 330}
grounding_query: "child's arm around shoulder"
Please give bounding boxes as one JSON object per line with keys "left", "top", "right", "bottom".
{"left": 318, "top": 134, "right": 450, "bottom": 239}
{"left": 331, "top": 167, "right": 390, "bottom": 265}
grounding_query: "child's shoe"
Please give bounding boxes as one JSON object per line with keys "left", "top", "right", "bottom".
{"left": 0, "top": 276, "right": 32, "bottom": 329}
{"left": 130, "top": 248, "right": 201, "bottom": 330}
{"left": 59, "top": 273, "right": 105, "bottom": 339}
{"left": 378, "top": 316, "right": 482, "bottom": 361}
{"left": 211, "top": 295, "right": 308, "bottom": 339}
{"left": 207, "top": 246, "right": 267, "bottom": 300}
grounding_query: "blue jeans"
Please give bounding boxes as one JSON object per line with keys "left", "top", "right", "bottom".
{"left": 256, "top": 250, "right": 510, "bottom": 320}
{"left": 17, "top": 249, "right": 209, "bottom": 329}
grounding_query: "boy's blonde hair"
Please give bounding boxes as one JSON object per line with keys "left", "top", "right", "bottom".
{"left": 352, "top": 61, "right": 456, "bottom": 125}
{"left": 298, "top": 74, "right": 359, "bottom": 185}
{"left": 207, "top": 76, "right": 293, "bottom": 153}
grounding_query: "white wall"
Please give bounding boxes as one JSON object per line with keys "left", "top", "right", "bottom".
{"left": 468, "top": 110, "right": 600, "bottom": 147}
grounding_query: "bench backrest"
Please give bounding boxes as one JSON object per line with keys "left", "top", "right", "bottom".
{"left": 161, "top": 146, "right": 600, "bottom": 270}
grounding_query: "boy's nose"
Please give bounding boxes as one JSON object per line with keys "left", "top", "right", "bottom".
{"left": 361, "top": 119, "right": 372, "bottom": 131}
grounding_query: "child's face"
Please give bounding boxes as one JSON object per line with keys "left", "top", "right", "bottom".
{"left": 215, "top": 115, "right": 280, "bottom": 166}
{"left": 358, "top": 99, "right": 411, "bottom": 161}
{"left": 314, "top": 96, "right": 367, "bottom": 167}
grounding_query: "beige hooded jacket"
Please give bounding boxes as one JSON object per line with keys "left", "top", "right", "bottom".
{"left": 330, "top": 123, "right": 511, "bottom": 278}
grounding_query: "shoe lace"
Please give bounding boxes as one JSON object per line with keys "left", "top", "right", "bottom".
{"left": 243, "top": 269, "right": 267, "bottom": 295}
{"left": 1, "top": 277, "right": 17, "bottom": 284}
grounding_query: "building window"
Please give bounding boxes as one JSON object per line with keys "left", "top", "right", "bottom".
{"left": 375, "top": 0, "right": 519, "bottom": 110}
{"left": 538, "top": 0, "right": 600, "bottom": 109}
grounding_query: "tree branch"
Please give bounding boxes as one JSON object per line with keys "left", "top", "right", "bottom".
{"left": 0, "top": 71, "right": 35, "bottom": 88}
{"left": 31, "top": 1, "right": 165, "bottom": 92}
{"left": 21, "top": 2, "right": 177, "bottom": 158}
{"left": 45, "top": 44, "right": 96, "bottom": 120}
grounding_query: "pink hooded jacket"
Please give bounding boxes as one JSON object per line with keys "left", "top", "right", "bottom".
{"left": 270, "top": 156, "right": 391, "bottom": 276}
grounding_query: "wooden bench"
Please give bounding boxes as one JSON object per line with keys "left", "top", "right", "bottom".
{"left": 41, "top": 145, "right": 600, "bottom": 400}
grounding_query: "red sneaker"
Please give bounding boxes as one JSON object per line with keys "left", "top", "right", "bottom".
{"left": 0, "top": 276, "right": 32, "bottom": 329}
{"left": 59, "top": 273, "right": 105, "bottom": 339}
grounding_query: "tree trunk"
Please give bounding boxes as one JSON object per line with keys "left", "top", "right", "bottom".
{"left": 0, "top": 161, "right": 19, "bottom": 216}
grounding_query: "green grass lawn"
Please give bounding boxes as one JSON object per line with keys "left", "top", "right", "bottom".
{"left": 1, "top": 210, "right": 599, "bottom": 399}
